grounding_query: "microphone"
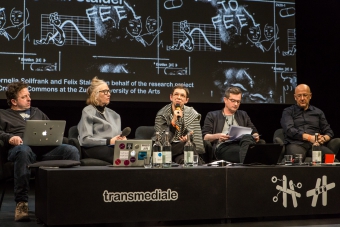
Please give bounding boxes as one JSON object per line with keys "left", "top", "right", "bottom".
{"left": 120, "top": 127, "right": 131, "bottom": 137}
{"left": 175, "top": 104, "right": 181, "bottom": 120}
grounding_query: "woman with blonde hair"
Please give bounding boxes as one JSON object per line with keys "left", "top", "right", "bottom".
{"left": 77, "top": 76, "right": 126, "bottom": 163}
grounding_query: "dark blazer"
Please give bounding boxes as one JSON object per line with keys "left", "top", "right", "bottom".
{"left": 202, "top": 109, "right": 258, "bottom": 151}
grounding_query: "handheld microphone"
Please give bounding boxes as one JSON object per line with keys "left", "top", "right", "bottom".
{"left": 120, "top": 127, "right": 131, "bottom": 137}
{"left": 175, "top": 104, "right": 181, "bottom": 120}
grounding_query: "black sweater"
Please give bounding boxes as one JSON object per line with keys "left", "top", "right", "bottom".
{"left": 0, "top": 107, "right": 49, "bottom": 146}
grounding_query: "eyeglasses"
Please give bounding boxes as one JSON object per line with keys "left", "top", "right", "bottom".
{"left": 227, "top": 98, "right": 241, "bottom": 104}
{"left": 98, "top": 89, "right": 111, "bottom": 95}
{"left": 295, "top": 93, "right": 310, "bottom": 99}
{"left": 172, "top": 93, "right": 187, "bottom": 98}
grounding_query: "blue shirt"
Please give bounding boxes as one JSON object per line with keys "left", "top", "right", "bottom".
{"left": 280, "top": 104, "right": 334, "bottom": 144}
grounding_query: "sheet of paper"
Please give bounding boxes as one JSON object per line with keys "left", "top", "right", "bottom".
{"left": 228, "top": 125, "right": 252, "bottom": 141}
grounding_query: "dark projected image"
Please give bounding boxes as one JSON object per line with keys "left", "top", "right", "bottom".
{"left": 0, "top": 0, "right": 296, "bottom": 103}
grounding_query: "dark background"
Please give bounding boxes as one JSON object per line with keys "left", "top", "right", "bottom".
{"left": 0, "top": 1, "right": 339, "bottom": 143}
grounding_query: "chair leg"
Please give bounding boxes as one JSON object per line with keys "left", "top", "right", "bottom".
{"left": 0, "top": 180, "right": 8, "bottom": 211}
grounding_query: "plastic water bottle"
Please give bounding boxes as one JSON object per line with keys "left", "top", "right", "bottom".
{"left": 152, "top": 132, "right": 163, "bottom": 168}
{"left": 162, "top": 131, "right": 172, "bottom": 168}
{"left": 184, "top": 131, "right": 194, "bottom": 167}
{"left": 312, "top": 133, "right": 321, "bottom": 165}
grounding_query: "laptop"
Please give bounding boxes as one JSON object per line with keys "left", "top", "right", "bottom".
{"left": 113, "top": 140, "right": 153, "bottom": 167}
{"left": 243, "top": 144, "right": 283, "bottom": 165}
{"left": 23, "top": 120, "right": 66, "bottom": 146}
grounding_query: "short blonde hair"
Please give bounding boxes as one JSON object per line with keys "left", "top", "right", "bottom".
{"left": 86, "top": 76, "right": 108, "bottom": 106}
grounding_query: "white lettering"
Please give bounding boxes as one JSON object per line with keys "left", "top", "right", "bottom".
{"left": 103, "top": 189, "right": 178, "bottom": 202}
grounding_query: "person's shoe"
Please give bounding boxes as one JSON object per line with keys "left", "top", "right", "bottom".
{"left": 15, "top": 201, "right": 30, "bottom": 222}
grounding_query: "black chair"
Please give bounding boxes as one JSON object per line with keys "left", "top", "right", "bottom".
{"left": 134, "top": 126, "right": 155, "bottom": 139}
{"left": 273, "top": 128, "right": 286, "bottom": 163}
{"left": 68, "top": 126, "right": 111, "bottom": 166}
{"left": 273, "top": 128, "right": 340, "bottom": 163}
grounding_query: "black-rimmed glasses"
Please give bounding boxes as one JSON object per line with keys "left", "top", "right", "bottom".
{"left": 98, "top": 89, "right": 111, "bottom": 95}
{"left": 227, "top": 98, "right": 241, "bottom": 104}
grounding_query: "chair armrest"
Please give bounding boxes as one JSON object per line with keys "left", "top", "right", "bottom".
{"left": 273, "top": 137, "right": 284, "bottom": 145}
{"left": 62, "top": 137, "right": 69, "bottom": 144}
{"left": 258, "top": 139, "right": 266, "bottom": 144}
{"left": 68, "top": 138, "right": 82, "bottom": 159}
{"left": 327, "top": 138, "right": 340, "bottom": 156}
{"left": 273, "top": 137, "right": 285, "bottom": 163}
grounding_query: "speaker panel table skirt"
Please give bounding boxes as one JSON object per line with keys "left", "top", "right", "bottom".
{"left": 35, "top": 165, "right": 340, "bottom": 225}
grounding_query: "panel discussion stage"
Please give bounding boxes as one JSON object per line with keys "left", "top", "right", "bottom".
{"left": 35, "top": 165, "right": 340, "bottom": 226}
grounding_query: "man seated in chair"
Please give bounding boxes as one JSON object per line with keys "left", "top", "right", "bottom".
{"left": 0, "top": 81, "right": 79, "bottom": 222}
{"left": 281, "top": 84, "right": 339, "bottom": 162}
{"left": 202, "top": 87, "right": 261, "bottom": 163}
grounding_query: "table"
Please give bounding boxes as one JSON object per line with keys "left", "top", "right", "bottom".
{"left": 225, "top": 165, "right": 340, "bottom": 218}
{"left": 35, "top": 165, "right": 340, "bottom": 225}
{"left": 35, "top": 166, "right": 226, "bottom": 225}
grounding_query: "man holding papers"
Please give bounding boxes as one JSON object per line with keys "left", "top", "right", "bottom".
{"left": 202, "top": 87, "right": 260, "bottom": 163}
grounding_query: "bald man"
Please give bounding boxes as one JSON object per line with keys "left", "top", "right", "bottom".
{"left": 280, "top": 84, "right": 338, "bottom": 162}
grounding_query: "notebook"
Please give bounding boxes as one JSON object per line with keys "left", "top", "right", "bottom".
{"left": 243, "top": 144, "right": 283, "bottom": 165}
{"left": 113, "top": 140, "right": 153, "bottom": 167}
{"left": 23, "top": 120, "right": 66, "bottom": 146}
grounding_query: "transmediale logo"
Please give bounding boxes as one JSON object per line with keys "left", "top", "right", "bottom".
{"left": 103, "top": 189, "right": 178, "bottom": 202}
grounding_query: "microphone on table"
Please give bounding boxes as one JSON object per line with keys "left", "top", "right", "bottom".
{"left": 175, "top": 104, "right": 181, "bottom": 120}
{"left": 120, "top": 127, "right": 131, "bottom": 137}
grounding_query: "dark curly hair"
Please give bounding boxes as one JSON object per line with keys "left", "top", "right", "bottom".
{"left": 6, "top": 81, "right": 28, "bottom": 107}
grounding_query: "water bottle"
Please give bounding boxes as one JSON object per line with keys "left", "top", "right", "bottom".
{"left": 184, "top": 131, "right": 194, "bottom": 167}
{"left": 162, "top": 131, "right": 172, "bottom": 168}
{"left": 312, "top": 133, "right": 321, "bottom": 164}
{"left": 152, "top": 132, "right": 163, "bottom": 168}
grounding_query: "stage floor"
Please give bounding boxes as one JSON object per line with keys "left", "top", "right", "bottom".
{"left": 1, "top": 181, "right": 340, "bottom": 227}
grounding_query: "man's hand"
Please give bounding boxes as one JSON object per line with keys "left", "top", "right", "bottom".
{"left": 218, "top": 133, "right": 230, "bottom": 143}
{"left": 303, "top": 133, "right": 316, "bottom": 144}
{"left": 317, "top": 134, "right": 328, "bottom": 145}
{"left": 9, "top": 136, "right": 23, "bottom": 146}
{"left": 252, "top": 133, "right": 260, "bottom": 143}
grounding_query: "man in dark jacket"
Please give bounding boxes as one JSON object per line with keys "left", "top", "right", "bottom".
{"left": 202, "top": 87, "right": 260, "bottom": 163}
{"left": 0, "top": 81, "right": 79, "bottom": 222}
{"left": 281, "top": 84, "right": 338, "bottom": 162}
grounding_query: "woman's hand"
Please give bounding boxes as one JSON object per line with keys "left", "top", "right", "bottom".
{"left": 110, "top": 135, "right": 127, "bottom": 145}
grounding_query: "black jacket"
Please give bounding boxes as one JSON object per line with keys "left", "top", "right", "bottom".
{"left": 0, "top": 107, "right": 49, "bottom": 146}
{"left": 202, "top": 109, "right": 258, "bottom": 151}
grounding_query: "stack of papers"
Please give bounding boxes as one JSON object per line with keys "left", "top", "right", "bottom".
{"left": 228, "top": 125, "right": 252, "bottom": 141}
